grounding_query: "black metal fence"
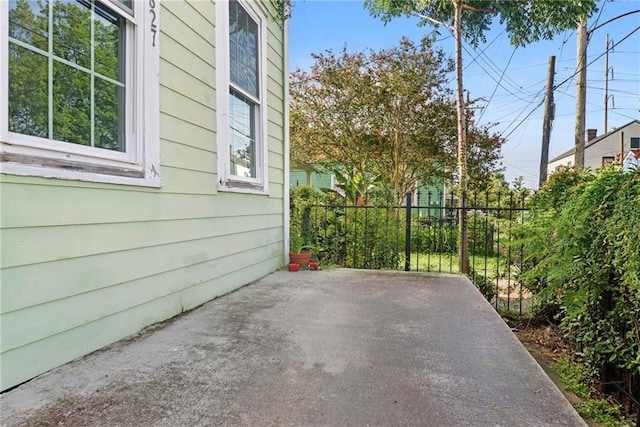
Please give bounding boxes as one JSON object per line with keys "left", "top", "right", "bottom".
{"left": 297, "top": 188, "right": 638, "bottom": 425}
{"left": 305, "top": 190, "right": 529, "bottom": 314}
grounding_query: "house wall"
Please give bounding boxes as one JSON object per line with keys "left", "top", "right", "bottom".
{"left": 417, "top": 182, "right": 445, "bottom": 218}
{"left": 583, "top": 122, "right": 640, "bottom": 169}
{"left": 547, "top": 121, "right": 640, "bottom": 175}
{"left": 547, "top": 152, "right": 574, "bottom": 174}
{"left": 290, "top": 171, "right": 335, "bottom": 190}
{"left": 0, "top": 0, "right": 286, "bottom": 391}
{"left": 290, "top": 171, "right": 310, "bottom": 187}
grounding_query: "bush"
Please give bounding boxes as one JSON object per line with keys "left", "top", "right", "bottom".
{"left": 519, "top": 166, "right": 640, "bottom": 380}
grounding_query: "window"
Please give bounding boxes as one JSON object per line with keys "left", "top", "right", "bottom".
{"left": 1, "top": 0, "right": 160, "bottom": 186}
{"left": 602, "top": 156, "right": 615, "bottom": 166}
{"left": 631, "top": 137, "right": 640, "bottom": 149}
{"left": 216, "top": 0, "right": 267, "bottom": 193}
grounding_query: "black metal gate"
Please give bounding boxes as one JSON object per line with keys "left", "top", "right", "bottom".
{"left": 306, "top": 190, "right": 529, "bottom": 314}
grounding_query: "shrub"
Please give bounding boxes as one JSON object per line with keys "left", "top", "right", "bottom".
{"left": 519, "top": 166, "right": 640, "bottom": 380}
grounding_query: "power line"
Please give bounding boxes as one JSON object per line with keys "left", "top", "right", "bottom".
{"left": 477, "top": 48, "right": 517, "bottom": 122}
{"left": 554, "top": 25, "right": 640, "bottom": 90}
{"left": 501, "top": 96, "right": 546, "bottom": 141}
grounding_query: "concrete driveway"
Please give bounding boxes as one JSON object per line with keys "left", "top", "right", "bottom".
{"left": 1, "top": 269, "right": 585, "bottom": 426}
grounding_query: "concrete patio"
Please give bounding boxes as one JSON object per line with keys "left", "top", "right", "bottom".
{"left": 0, "top": 269, "right": 585, "bottom": 426}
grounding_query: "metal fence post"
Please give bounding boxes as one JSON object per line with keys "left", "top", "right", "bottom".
{"left": 405, "top": 191, "right": 412, "bottom": 271}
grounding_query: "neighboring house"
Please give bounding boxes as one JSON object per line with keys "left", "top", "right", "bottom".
{"left": 622, "top": 149, "right": 640, "bottom": 173}
{"left": 547, "top": 120, "right": 640, "bottom": 174}
{"left": 416, "top": 181, "right": 446, "bottom": 219}
{"left": 0, "top": 0, "right": 288, "bottom": 391}
{"left": 290, "top": 162, "right": 335, "bottom": 189}
{"left": 289, "top": 163, "right": 445, "bottom": 217}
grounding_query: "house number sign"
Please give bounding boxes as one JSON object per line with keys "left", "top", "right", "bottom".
{"left": 149, "top": 0, "right": 158, "bottom": 47}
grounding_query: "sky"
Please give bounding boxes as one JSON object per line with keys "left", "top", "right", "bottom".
{"left": 288, "top": 0, "right": 640, "bottom": 189}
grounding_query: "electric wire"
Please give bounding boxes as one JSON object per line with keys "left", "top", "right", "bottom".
{"left": 554, "top": 25, "right": 640, "bottom": 91}
{"left": 496, "top": 24, "right": 640, "bottom": 143}
{"left": 477, "top": 47, "right": 518, "bottom": 123}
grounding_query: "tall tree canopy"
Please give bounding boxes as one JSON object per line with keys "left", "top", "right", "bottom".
{"left": 363, "top": 0, "right": 598, "bottom": 273}
{"left": 364, "top": 0, "right": 598, "bottom": 48}
{"left": 290, "top": 36, "right": 503, "bottom": 202}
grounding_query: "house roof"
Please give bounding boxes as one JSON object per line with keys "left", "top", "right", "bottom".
{"left": 290, "top": 161, "right": 318, "bottom": 173}
{"left": 548, "top": 119, "right": 640, "bottom": 163}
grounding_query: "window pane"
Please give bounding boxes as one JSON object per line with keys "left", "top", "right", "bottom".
{"left": 114, "top": 0, "right": 132, "bottom": 10}
{"left": 94, "top": 1, "right": 123, "bottom": 81}
{"left": 229, "top": 0, "right": 258, "bottom": 98}
{"left": 631, "top": 138, "right": 640, "bottom": 149}
{"left": 229, "top": 90, "right": 256, "bottom": 178}
{"left": 8, "top": 44, "right": 49, "bottom": 137}
{"left": 53, "top": 0, "right": 91, "bottom": 69}
{"left": 8, "top": 0, "right": 49, "bottom": 51}
{"left": 53, "top": 60, "right": 91, "bottom": 145}
{"left": 95, "top": 77, "right": 124, "bottom": 151}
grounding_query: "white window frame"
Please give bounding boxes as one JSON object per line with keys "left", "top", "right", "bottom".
{"left": 0, "top": 0, "right": 160, "bottom": 187}
{"left": 215, "top": 0, "right": 268, "bottom": 194}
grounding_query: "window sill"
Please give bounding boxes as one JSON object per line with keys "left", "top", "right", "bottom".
{"left": 1, "top": 162, "right": 162, "bottom": 188}
{"left": 218, "top": 180, "right": 268, "bottom": 195}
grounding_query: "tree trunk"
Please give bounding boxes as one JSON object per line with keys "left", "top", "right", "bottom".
{"left": 454, "top": 0, "right": 470, "bottom": 274}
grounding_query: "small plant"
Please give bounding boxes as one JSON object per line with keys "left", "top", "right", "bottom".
{"left": 469, "top": 269, "right": 495, "bottom": 301}
{"left": 290, "top": 186, "right": 322, "bottom": 254}
{"left": 557, "top": 356, "right": 626, "bottom": 426}
{"left": 289, "top": 222, "right": 306, "bottom": 253}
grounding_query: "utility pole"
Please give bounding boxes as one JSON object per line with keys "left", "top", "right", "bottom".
{"left": 539, "top": 56, "right": 555, "bottom": 187}
{"left": 604, "top": 34, "right": 613, "bottom": 133}
{"left": 453, "top": 0, "right": 469, "bottom": 275}
{"left": 574, "top": 16, "right": 587, "bottom": 168}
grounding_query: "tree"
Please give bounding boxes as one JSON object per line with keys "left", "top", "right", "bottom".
{"left": 364, "top": 0, "right": 598, "bottom": 273}
{"left": 290, "top": 36, "right": 502, "bottom": 204}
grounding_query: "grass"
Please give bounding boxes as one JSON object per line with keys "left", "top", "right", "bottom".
{"left": 410, "top": 252, "right": 511, "bottom": 276}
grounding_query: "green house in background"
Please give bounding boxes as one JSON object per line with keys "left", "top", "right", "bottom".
{"left": 1, "top": 0, "right": 288, "bottom": 391}
{"left": 416, "top": 181, "right": 446, "bottom": 219}
{"left": 290, "top": 162, "right": 335, "bottom": 190}
{"left": 289, "top": 164, "right": 445, "bottom": 218}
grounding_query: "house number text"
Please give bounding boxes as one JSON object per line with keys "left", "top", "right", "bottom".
{"left": 149, "top": 0, "right": 157, "bottom": 47}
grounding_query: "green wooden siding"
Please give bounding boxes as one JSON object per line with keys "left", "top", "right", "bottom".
{"left": 417, "top": 182, "right": 445, "bottom": 218}
{"left": 290, "top": 171, "right": 309, "bottom": 187}
{"left": 290, "top": 171, "right": 333, "bottom": 190}
{"left": 0, "top": 0, "right": 286, "bottom": 391}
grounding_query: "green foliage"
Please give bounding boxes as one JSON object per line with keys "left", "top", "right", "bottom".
{"left": 342, "top": 206, "right": 403, "bottom": 269}
{"left": 411, "top": 221, "right": 457, "bottom": 254}
{"left": 557, "top": 356, "right": 625, "bottom": 426}
{"left": 290, "top": 37, "right": 503, "bottom": 203}
{"left": 364, "top": 0, "right": 598, "bottom": 48}
{"left": 269, "top": 0, "right": 292, "bottom": 24}
{"left": 470, "top": 269, "right": 495, "bottom": 301}
{"left": 576, "top": 399, "right": 622, "bottom": 426}
{"left": 333, "top": 168, "right": 381, "bottom": 205}
{"left": 290, "top": 189, "right": 404, "bottom": 268}
{"left": 519, "top": 167, "right": 640, "bottom": 379}
{"left": 289, "top": 186, "right": 324, "bottom": 253}
{"left": 557, "top": 356, "right": 594, "bottom": 400}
